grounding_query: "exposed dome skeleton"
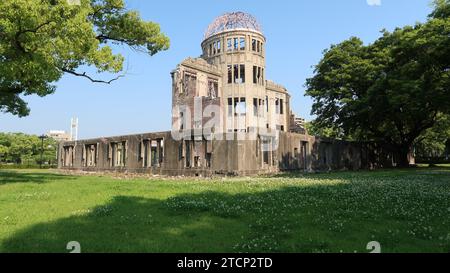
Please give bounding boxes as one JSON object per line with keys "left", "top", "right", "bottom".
{"left": 204, "top": 12, "right": 263, "bottom": 40}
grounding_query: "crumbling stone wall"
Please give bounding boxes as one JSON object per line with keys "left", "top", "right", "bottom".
{"left": 59, "top": 131, "right": 400, "bottom": 176}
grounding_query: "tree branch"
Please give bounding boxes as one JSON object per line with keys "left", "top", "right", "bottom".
{"left": 20, "top": 21, "right": 54, "bottom": 35}
{"left": 14, "top": 21, "right": 54, "bottom": 54}
{"left": 61, "top": 68, "right": 124, "bottom": 84}
{"left": 96, "top": 34, "right": 128, "bottom": 44}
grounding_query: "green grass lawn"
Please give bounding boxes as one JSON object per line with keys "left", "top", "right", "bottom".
{"left": 0, "top": 167, "right": 449, "bottom": 253}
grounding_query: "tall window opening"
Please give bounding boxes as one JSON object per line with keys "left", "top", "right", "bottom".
{"left": 179, "top": 112, "right": 184, "bottom": 130}
{"left": 185, "top": 141, "right": 191, "bottom": 168}
{"left": 263, "top": 138, "right": 270, "bottom": 165}
{"left": 206, "top": 153, "right": 212, "bottom": 168}
{"left": 235, "top": 98, "right": 246, "bottom": 116}
{"left": 110, "top": 141, "right": 126, "bottom": 167}
{"left": 193, "top": 140, "right": 203, "bottom": 168}
{"left": 62, "top": 146, "right": 74, "bottom": 167}
{"left": 141, "top": 140, "right": 150, "bottom": 167}
{"left": 151, "top": 140, "right": 160, "bottom": 167}
{"left": 207, "top": 79, "right": 218, "bottom": 99}
{"left": 217, "top": 40, "right": 221, "bottom": 54}
{"left": 259, "top": 99, "right": 263, "bottom": 117}
{"left": 84, "top": 144, "right": 97, "bottom": 167}
{"left": 234, "top": 64, "right": 239, "bottom": 83}
{"left": 240, "top": 37, "right": 245, "bottom": 50}
{"left": 228, "top": 98, "right": 233, "bottom": 117}
{"left": 183, "top": 73, "right": 197, "bottom": 95}
{"left": 275, "top": 98, "right": 280, "bottom": 114}
{"left": 253, "top": 66, "right": 264, "bottom": 85}
{"left": 239, "top": 64, "right": 245, "bottom": 83}
{"left": 257, "top": 67, "right": 261, "bottom": 84}
{"left": 262, "top": 68, "right": 264, "bottom": 84}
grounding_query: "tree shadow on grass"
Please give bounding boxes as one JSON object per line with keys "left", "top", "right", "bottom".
{"left": 0, "top": 170, "right": 75, "bottom": 185}
{"left": 0, "top": 194, "right": 250, "bottom": 253}
{"left": 1, "top": 182, "right": 449, "bottom": 253}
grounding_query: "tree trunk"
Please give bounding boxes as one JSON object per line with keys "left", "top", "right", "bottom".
{"left": 396, "top": 144, "right": 413, "bottom": 168}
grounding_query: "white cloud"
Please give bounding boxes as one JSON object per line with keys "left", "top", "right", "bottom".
{"left": 367, "top": 0, "right": 382, "bottom": 6}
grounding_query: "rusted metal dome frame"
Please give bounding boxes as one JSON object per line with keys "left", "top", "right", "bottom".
{"left": 204, "top": 12, "right": 263, "bottom": 40}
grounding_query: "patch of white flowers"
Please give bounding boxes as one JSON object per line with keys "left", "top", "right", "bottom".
{"left": 15, "top": 192, "right": 52, "bottom": 201}
{"left": 163, "top": 171, "right": 450, "bottom": 252}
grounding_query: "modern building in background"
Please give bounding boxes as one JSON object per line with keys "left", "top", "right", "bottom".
{"left": 58, "top": 12, "right": 403, "bottom": 176}
{"left": 47, "top": 130, "right": 71, "bottom": 142}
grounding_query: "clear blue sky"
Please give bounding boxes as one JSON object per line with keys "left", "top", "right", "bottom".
{"left": 0, "top": 0, "right": 433, "bottom": 139}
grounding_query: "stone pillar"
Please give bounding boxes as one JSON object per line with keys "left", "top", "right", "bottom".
{"left": 157, "top": 140, "right": 161, "bottom": 167}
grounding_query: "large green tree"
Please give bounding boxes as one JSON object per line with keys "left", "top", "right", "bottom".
{"left": 306, "top": 1, "right": 450, "bottom": 167}
{"left": 0, "top": 132, "right": 57, "bottom": 165}
{"left": 0, "top": 0, "right": 169, "bottom": 117}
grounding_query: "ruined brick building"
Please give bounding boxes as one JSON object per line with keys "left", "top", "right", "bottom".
{"left": 58, "top": 12, "right": 403, "bottom": 176}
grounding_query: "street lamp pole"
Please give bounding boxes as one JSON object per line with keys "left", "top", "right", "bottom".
{"left": 39, "top": 135, "right": 48, "bottom": 169}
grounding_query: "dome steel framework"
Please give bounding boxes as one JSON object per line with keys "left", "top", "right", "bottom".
{"left": 204, "top": 12, "right": 263, "bottom": 40}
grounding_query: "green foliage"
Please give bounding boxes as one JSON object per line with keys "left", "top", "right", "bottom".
{"left": 0, "top": 133, "right": 57, "bottom": 165}
{"left": 0, "top": 0, "right": 170, "bottom": 117}
{"left": 415, "top": 114, "right": 450, "bottom": 157}
{"left": 430, "top": 0, "right": 450, "bottom": 19}
{"left": 305, "top": 120, "right": 345, "bottom": 139}
{"left": 305, "top": 2, "right": 450, "bottom": 166}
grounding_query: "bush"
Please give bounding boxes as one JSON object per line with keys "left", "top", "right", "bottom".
{"left": 0, "top": 164, "right": 57, "bottom": 170}
{"left": 415, "top": 157, "right": 450, "bottom": 165}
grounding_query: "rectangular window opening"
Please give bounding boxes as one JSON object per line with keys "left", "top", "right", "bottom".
{"left": 112, "top": 141, "right": 126, "bottom": 167}
{"left": 85, "top": 144, "right": 97, "bottom": 167}
{"left": 228, "top": 98, "right": 233, "bottom": 117}
{"left": 252, "top": 39, "right": 257, "bottom": 51}
{"left": 208, "top": 79, "right": 219, "bottom": 99}
{"left": 239, "top": 64, "right": 245, "bottom": 84}
{"left": 280, "top": 99, "right": 284, "bottom": 114}
{"left": 63, "top": 146, "right": 74, "bottom": 167}
{"left": 235, "top": 98, "right": 246, "bottom": 116}
{"left": 257, "top": 67, "right": 261, "bottom": 85}
{"left": 240, "top": 37, "right": 245, "bottom": 50}
{"left": 206, "top": 153, "right": 212, "bottom": 168}
{"left": 217, "top": 40, "right": 221, "bottom": 54}
{"left": 262, "top": 68, "right": 264, "bottom": 84}
{"left": 234, "top": 64, "right": 239, "bottom": 83}
{"left": 183, "top": 73, "right": 197, "bottom": 95}
{"left": 275, "top": 98, "right": 280, "bottom": 114}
